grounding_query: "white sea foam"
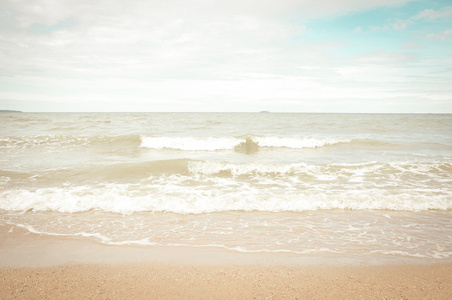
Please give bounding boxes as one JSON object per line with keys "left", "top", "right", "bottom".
{"left": 2, "top": 159, "right": 451, "bottom": 214}
{"left": 140, "top": 136, "right": 349, "bottom": 151}
{"left": 187, "top": 161, "right": 309, "bottom": 175}
{"left": 1, "top": 178, "right": 451, "bottom": 214}
{"left": 254, "top": 136, "right": 349, "bottom": 148}
{"left": 4, "top": 210, "right": 451, "bottom": 261}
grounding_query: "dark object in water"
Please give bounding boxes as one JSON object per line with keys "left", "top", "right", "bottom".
{"left": 234, "top": 137, "right": 258, "bottom": 154}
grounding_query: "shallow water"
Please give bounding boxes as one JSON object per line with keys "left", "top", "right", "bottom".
{"left": 1, "top": 112, "right": 451, "bottom": 262}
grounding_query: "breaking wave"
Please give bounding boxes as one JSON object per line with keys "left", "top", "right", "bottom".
{"left": 3, "top": 134, "right": 450, "bottom": 153}
{"left": 140, "top": 136, "right": 350, "bottom": 151}
{"left": 1, "top": 160, "right": 451, "bottom": 214}
{"left": 1, "top": 182, "right": 451, "bottom": 214}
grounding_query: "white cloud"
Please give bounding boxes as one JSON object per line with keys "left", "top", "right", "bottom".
{"left": 1, "top": 0, "right": 450, "bottom": 113}
{"left": 393, "top": 20, "right": 408, "bottom": 30}
{"left": 357, "top": 51, "right": 418, "bottom": 64}
{"left": 427, "top": 28, "right": 452, "bottom": 40}
{"left": 369, "top": 25, "right": 391, "bottom": 32}
{"left": 366, "top": 6, "right": 452, "bottom": 33}
{"left": 413, "top": 6, "right": 452, "bottom": 21}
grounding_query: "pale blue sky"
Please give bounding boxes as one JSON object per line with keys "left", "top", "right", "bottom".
{"left": 1, "top": 0, "right": 451, "bottom": 112}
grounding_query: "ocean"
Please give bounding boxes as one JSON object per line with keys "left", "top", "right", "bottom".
{"left": 1, "top": 112, "right": 451, "bottom": 263}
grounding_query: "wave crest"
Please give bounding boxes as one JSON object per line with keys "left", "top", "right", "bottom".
{"left": 140, "top": 135, "right": 349, "bottom": 151}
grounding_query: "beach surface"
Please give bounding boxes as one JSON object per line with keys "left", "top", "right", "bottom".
{"left": 1, "top": 113, "right": 451, "bottom": 299}
{"left": 1, "top": 225, "right": 452, "bottom": 299}
{"left": 2, "top": 263, "right": 452, "bottom": 299}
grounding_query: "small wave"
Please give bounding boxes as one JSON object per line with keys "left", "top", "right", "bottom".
{"left": 0, "top": 135, "right": 141, "bottom": 149}
{"left": 187, "top": 161, "right": 309, "bottom": 176}
{"left": 2, "top": 160, "right": 451, "bottom": 184}
{"left": 92, "top": 159, "right": 190, "bottom": 179}
{"left": 0, "top": 160, "right": 381, "bottom": 183}
{"left": 253, "top": 136, "right": 350, "bottom": 149}
{"left": 0, "top": 159, "right": 191, "bottom": 184}
{"left": 188, "top": 160, "right": 452, "bottom": 177}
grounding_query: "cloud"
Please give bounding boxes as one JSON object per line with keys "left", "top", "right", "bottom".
{"left": 357, "top": 51, "right": 418, "bottom": 64}
{"left": 369, "top": 25, "right": 391, "bottom": 32}
{"left": 1, "top": 1, "right": 301, "bottom": 78}
{"left": 413, "top": 6, "right": 452, "bottom": 21}
{"left": 360, "top": 5, "right": 452, "bottom": 34}
{"left": 427, "top": 28, "right": 452, "bottom": 40}
{"left": 393, "top": 20, "right": 408, "bottom": 30}
{"left": 0, "top": 0, "right": 450, "bottom": 113}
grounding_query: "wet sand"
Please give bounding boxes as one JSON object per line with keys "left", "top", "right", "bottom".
{"left": 1, "top": 225, "right": 452, "bottom": 299}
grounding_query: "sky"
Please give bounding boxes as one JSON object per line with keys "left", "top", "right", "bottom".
{"left": 0, "top": 0, "right": 451, "bottom": 113}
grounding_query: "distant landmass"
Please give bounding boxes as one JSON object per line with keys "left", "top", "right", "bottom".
{"left": 0, "top": 110, "right": 22, "bottom": 113}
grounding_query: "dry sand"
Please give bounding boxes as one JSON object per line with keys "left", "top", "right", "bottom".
{"left": 1, "top": 225, "right": 451, "bottom": 299}
{"left": 2, "top": 263, "right": 452, "bottom": 299}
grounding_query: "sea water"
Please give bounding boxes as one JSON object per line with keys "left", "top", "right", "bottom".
{"left": 1, "top": 112, "right": 451, "bottom": 262}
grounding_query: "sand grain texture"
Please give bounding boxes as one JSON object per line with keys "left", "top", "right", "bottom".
{"left": 1, "top": 264, "right": 452, "bottom": 299}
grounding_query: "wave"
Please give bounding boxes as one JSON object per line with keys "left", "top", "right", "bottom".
{"left": 137, "top": 136, "right": 452, "bottom": 152}
{"left": 1, "top": 160, "right": 451, "bottom": 213}
{"left": 1, "top": 182, "right": 451, "bottom": 214}
{"left": 0, "top": 159, "right": 191, "bottom": 185}
{"left": 3, "top": 134, "right": 450, "bottom": 153}
{"left": 0, "top": 135, "right": 141, "bottom": 149}
{"left": 0, "top": 134, "right": 347, "bottom": 151}
{"left": 2, "top": 160, "right": 451, "bottom": 183}
{"left": 140, "top": 135, "right": 350, "bottom": 151}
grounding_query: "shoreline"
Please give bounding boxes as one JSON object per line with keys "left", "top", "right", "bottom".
{"left": 1, "top": 225, "right": 452, "bottom": 299}
{"left": 1, "top": 223, "right": 447, "bottom": 268}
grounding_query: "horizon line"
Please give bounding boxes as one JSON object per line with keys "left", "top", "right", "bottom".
{"left": 2, "top": 110, "right": 451, "bottom": 115}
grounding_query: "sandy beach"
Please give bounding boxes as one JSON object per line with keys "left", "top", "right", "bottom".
{"left": 1, "top": 225, "right": 452, "bottom": 299}
{"left": 2, "top": 263, "right": 452, "bottom": 299}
